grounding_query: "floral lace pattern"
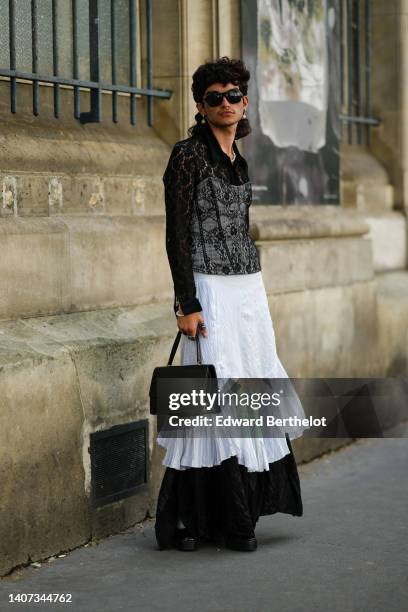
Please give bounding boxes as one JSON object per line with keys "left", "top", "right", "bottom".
{"left": 191, "top": 176, "right": 261, "bottom": 274}
{"left": 163, "top": 123, "right": 261, "bottom": 315}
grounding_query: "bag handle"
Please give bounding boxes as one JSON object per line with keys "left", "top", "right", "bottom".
{"left": 167, "top": 331, "right": 202, "bottom": 366}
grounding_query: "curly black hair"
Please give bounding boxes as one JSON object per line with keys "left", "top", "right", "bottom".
{"left": 188, "top": 56, "right": 251, "bottom": 140}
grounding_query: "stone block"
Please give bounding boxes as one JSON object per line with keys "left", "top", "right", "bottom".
{"left": 268, "top": 280, "right": 380, "bottom": 377}
{"left": 0, "top": 215, "right": 173, "bottom": 320}
{"left": 259, "top": 236, "right": 373, "bottom": 295}
{"left": 1, "top": 176, "right": 17, "bottom": 216}
{"left": 103, "top": 175, "right": 164, "bottom": 216}
{"left": 63, "top": 215, "right": 171, "bottom": 310}
{"left": 362, "top": 212, "right": 407, "bottom": 272}
{"left": 375, "top": 271, "right": 408, "bottom": 374}
{"left": 0, "top": 348, "right": 89, "bottom": 577}
{"left": 0, "top": 218, "right": 70, "bottom": 320}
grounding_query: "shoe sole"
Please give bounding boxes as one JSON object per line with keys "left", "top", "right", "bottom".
{"left": 176, "top": 538, "right": 197, "bottom": 551}
{"left": 225, "top": 537, "right": 257, "bottom": 552}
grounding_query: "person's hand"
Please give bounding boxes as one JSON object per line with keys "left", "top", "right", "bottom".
{"left": 177, "top": 311, "right": 208, "bottom": 338}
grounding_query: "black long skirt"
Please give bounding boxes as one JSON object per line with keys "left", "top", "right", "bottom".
{"left": 155, "top": 434, "right": 303, "bottom": 550}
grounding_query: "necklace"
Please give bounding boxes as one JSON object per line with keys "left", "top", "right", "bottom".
{"left": 230, "top": 150, "right": 236, "bottom": 163}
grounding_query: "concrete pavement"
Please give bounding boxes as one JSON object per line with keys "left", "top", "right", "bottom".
{"left": 1, "top": 433, "right": 407, "bottom": 612}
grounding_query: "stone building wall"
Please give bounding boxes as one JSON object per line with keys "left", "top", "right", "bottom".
{"left": 0, "top": 0, "right": 407, "bottom": 577}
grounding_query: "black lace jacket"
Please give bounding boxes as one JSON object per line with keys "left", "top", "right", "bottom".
{"left": 163, "top": 121, "right": 261, "bottom": 316}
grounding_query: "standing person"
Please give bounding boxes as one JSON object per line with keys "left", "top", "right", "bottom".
{"left": 155, "top": 57, "right": 304, "bottom": 552}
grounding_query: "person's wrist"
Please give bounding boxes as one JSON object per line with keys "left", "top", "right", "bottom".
{"left": 178, "top": 297, "right": 202, "bottom": 316}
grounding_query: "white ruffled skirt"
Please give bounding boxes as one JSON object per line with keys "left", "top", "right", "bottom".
{"left": 157, "top": 270, "right": 306, "bottom": 472}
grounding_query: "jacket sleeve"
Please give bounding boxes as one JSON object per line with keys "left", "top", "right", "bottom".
{"left": 163, "top": 143, "right": 202, "bottom": 316}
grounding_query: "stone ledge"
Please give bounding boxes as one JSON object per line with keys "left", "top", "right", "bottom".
{"left": 251, "top": 208, "right": 369, "bottom": 241}
{"left": 0, "top": 301, "right": 174, "bottom": 368}
{"left": 341, "top": 145, "right": 390, "bottom": 183}
{"left": 0, "top": 215, "right": 172, "bottom": 321}
{"left": 259, "top": 235, "right": 374, "bottom": 294}
{"left": 0, "top": 172, "right": 165, "bottom": 217}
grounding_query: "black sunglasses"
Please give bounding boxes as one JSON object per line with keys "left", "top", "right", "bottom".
{"left": 203, "top": 88, "right": 244, "bottom": 107}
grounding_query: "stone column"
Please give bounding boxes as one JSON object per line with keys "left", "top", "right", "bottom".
{"left": 152, "top": 0, "right": 242, "bottom": 144}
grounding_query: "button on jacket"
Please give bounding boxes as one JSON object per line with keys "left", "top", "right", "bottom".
{"left": 163, "top": 121, "right": 261, "bottom": 316}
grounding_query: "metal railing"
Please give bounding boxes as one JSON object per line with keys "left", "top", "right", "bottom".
{"left": 339, "top": 0, "right": 380, "bottom": 145}
{"left": 1, "top": 0, "right": 171, "bottom": 126}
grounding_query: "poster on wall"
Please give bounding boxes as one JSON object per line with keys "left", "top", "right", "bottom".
{"left": 241, "top": 0, "right": 340, "bottom": 205}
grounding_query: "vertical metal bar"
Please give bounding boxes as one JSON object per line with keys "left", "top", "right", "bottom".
{"left": 80, "top": 0, "right": 101, "bottom": 123}
{"left": 347, "top": 0, "right": 353, "bottom": 144}
{"left": 354, "top": 0, "right": 361, "bottom": 144}
{"left": 339, "top": 0, "right": 344, "bottom": 111}
{"left": 129, "top": 0, "right": 137, "bottom": 125}
{"left": 365, "top": 0, "right": 371, "bottom": 146}
{"left": 89, "top": 0, "right": 101, "bottom": 121}
{"left": 52, "top": 0, "right": 60, "bottom": 117}
{"left": 31, "top": 0, "right": 39, "bottom": 115}
{"left": 211, "top": 0, "right": 220, "bottom": 59}
{"left": 9, "top": 0, "right": 16, "bottom": 113}
{"left": 111, "top": 0, "right": 117, "bottom": 123}
{"left": 339, "top": 0, "right": 345, "bottom": 143}
{"left": 72, "top": 0, "right": 80, "bottom": 119}
{"left": 146, "top": 0, "right": 153, "bottom": 126}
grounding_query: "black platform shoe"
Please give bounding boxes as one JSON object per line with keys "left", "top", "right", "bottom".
{"left": 225, "top": 535, "right": 258, "bottom": 552}
{"left": 174, "top": 528, "right": 198, "bottom": 552}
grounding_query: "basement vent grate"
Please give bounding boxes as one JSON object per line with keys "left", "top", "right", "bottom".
{"left": 89, "top": 420, "right": 149, "bottom": 507}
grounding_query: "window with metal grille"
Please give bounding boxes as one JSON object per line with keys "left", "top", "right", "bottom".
{"left": 0, "top": 0, "right": 171, "bottom": 125}
{"left": 89, "top": 420, "right": 149, "bottom": 507}
{"left": 339, "top": 0, "right": 381, "bottom": 145}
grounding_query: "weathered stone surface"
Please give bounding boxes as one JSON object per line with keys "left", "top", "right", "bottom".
{"left": 0, "top": 173, "right": 165, "bottom": 217}
{"left": 0, "top": 303, "right": 175, "bottom": 577}
{"left": 251, "top": 210, "right": 369, "bottom": 241}
{"left": 0, "top": 216, "right": 172, "bottom": 320}
{"left": 259, "top": 236, "right": 373, "bottom": 295}
{"left": 375, "top": 271, "right": 408, "bottom": 375}
{"left": 0, "top": 217, "right": 70, "bottom": 320}
{"left": 0, "top": 349, "right": 89, "bottom": 577}
{"left": 268, "top": 280, "right": 381, "bottom": 377}
{"left": 362, "top": 212, "right": 407, "bottom": 272}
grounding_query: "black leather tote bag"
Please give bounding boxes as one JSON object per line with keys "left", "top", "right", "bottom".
{"left": 149, "top": 331, "right": 219, "bottom": 416}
